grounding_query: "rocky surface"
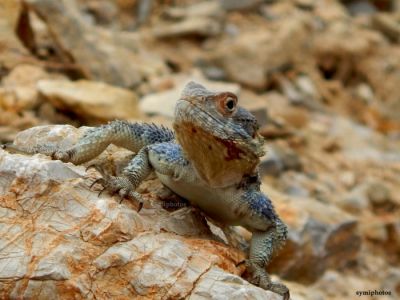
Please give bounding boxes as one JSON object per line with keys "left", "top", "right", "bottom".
{"left": 0, "top": 0, "right": 400, "bottom": 299}
{"left": 0, "top": 126, "right": 281, "bottom": 299}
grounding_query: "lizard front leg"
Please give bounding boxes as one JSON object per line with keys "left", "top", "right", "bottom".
{"left": 90, "top": 147, "right": 152, "bottom": 210}
{"left": 3, "top": 121, "right": 174, "bottom": 165}
{"left": 242, "top": 188, "right": 290, "bottom": 299}
{"left": 247, "top": 221, "right": 289, "bottom": 300}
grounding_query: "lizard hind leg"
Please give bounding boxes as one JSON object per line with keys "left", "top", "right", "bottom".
{"left": 247, "top": 220, "right": 290, "bottom": 300}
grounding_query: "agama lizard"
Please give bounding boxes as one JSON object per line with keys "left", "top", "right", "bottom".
{"left": 3, "top": 82, "right": 289, "bottom": 299}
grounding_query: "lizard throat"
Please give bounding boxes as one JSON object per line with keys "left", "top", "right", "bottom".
{"left": 173, "top": 121, "right": 259, "bottom": 188}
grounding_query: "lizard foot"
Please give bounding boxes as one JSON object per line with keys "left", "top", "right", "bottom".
{"left": 87, "top": 164, "right": 144, "bottom": 212}
{"left": 2, "top": 143, "right": 72, "bottom": 162}
{"left": 246, "top": 260, "right": 290, "bottom": 300}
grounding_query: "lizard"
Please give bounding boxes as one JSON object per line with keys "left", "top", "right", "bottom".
{"left": 3, "top": 81, "right": 290, "bottom": 299}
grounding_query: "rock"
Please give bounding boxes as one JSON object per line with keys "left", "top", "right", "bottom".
{"left": 164, "top": 1, "right": 223, "bottom": 20}
{"left": 278, "top": 76, "right": 304, "bottom": 105}
{"left": 264, "top": 186, "right": 361, "bottom": 283}
{"left": 37, "top": 79, "right": 141, "bottom": 122}
{"left": 294, "top": 0, "right": 316, "bottom": 10}
{"left": 189, "top": 267, "right": 281, "bottom": 300}
{"left": 312, "top": 270, "right": 372, "bottom": 299}
{"left": 152, "top": 17, "right": 223, "bottom": 38}
{"left": 360, "top": 216, "right": 388, "bottom": 242}
{"left": 139, "top": 76, "right": 240, "bottom": 117}
{"left": 26, "top": 0, "right": 168, "bottom": 88}
{"left": 382, "top": 268, "right": 400, "bottom": 299}
{"left": 135, "top": 0, "right": 154, "bottom": 27}
{"left": 365, "top": 180, "right": 391, "bottom": 206}
{"left": 0, "top": 64, "right": 51, "bottom": 111}
{"left": 259, "top": 144, "right": 302, "bottom": 176}
{"left": 276, "top": 75, "right": 324, "bottom": 111}
{"left": 208, "top": 16, "right": 310, "bottom": 89}
{"left": 153, "top": 1, "right": 224, "bottom": 38}
{"left": 339, "top": 179, "right": 394, "bottom": 214}
{"left": 344, "top": 0, "right": 377, "bottom": 15}
{"left": 0, "top": 0, "right": 34, "bottom": 69}
{"left": 220, "top": 0, "right": 264, "bottom": 11}
{"left": 324, "top": 117, "right": 400, "bottom": 162}
{"left": 84, "top": 0, "right": 119, "bottom": 25}
{"left": 355, "top": 83, "right": 374, "bottom": 103}
{"left": 200, "top": 65, "right": 228, "bottom": 81}
{"left": 339, "top": 188, "right": 370, "bottom": 214}
{"left": 239, "top": 89, "right": 270, "bottom": 127}
{"left": 0, "top": 125, "right": 287, "bottom": 299}
{"left": 372, "top": 13, "right": 400, "bottom": 42}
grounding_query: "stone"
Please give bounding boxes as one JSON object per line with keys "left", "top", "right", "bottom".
{"left": 355, "top": 83, "right": 374, "bottom": 103}
{"left": 264, "top": 186, "right": 361, "bottom": 283}
{"left": 382, "top": 268, "right": 400, "bottom": 299}
{"left": 208, "top": 16, "right": 311, "bottom": 89}
{"left": 239, "top": 89, "right": 270, "bottom": 127}
{"left": 340, "top": 179, "right": 394, "bottom": 214}
{"left": 259, "top": 144, "right": 302, "bottom": 176}
{"left": 312, "top": 270, "right": 371, "bottom": 299}
{"left": 220, "top": 0, "right": 264, "bottom": 11}
{"left": 37, "top": 79, "right": 141, "bottom": 122}
{"left": 277, "top": 75, "right": 324, "bottom": 111}
{"left": 0, "top": 0, "right": 33, "bottom": 69}
{"left": 372, "top": 13, "right": 400, "bottom": 42}
{"left": 0, "top": 64, "right": 51, "bottom": 111}
{"left": 26, "top": 0, "right": 168, "bottom": 88}
{"left": 294, "top": 0, "right": 316, "bottom": 10}
{"left": 360, "top": 216, "right": 388, "bottom": 242}
{"left": 0, "top": 125, "right": 282, "bottom": 299}
{"left": 344, "top": 0, "right": 377, "bottom": 15}
{"left": 84, "top": 0, "right": 119, "bottom": 25}
{"left": 339, "top": 189, "right": 369, "bottom": 214}
{"left": 365, "top": 180, "right": 391, "bottom": 206}
{"left": 189, "top": 267, "right": 282, "bottom": 300}
{"left": 164, "top": 1, "right": 223, "bottom": 20}
{"left": 152, "top": 17, "right": 222, "bottom": 38}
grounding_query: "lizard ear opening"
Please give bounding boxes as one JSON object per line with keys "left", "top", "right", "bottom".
{"left": 215, "top": 92, "right": 238, "bottom": 116}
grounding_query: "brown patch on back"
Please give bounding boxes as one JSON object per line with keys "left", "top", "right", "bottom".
{"left": 173, "top": 121, "right": 259, "bottom": 188}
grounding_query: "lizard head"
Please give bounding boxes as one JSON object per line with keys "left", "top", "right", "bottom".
{"left": 173, "top": 81, "right": 265, "bottom": 188}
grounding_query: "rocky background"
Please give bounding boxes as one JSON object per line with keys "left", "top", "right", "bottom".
{"left": 0, "top": 0, "right": 399, "bottom": 299}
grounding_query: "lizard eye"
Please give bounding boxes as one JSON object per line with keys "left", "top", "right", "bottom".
{"left": 215, "top": 93, "right": 238, "bottom": 116}
{"left": 226, "top": 98, "right": 236, "bottom": 111}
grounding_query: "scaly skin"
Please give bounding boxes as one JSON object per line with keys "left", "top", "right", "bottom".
{"left": 3, "top": 81, "right": 289, "bottom": 299}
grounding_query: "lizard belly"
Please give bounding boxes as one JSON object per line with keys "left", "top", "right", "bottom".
{"left": 156, "top": 172, "right": 244, "bottom": 224}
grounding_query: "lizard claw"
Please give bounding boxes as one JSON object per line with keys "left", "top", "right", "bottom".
{"left": 245, "top": 260, "right": 290, "bottom": 299}
{"left": 86, "top": 164, "right": 144, "bottom": 211}
{"left": 86, "top": 164, "right": 107, "bottom": 176}
{"left": 283, "top": 291, "right": 290, "bottom": 300}
{"left": 89, "top": 177, "right": 104, "bottom": 190}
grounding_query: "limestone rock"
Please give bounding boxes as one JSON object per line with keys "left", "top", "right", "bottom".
{"left": 0, "top": 0, "right": 33, "bottom": 69}
{"left": 37, "top": 79, "right": 141, "bottom": 122}
{"left": 208, "top": 16, "right": 311, "bottom": 89}
{"left": 26, "top": 0, "right": 168, "bottom": 88}
{"left": 259, "top": 144, "right": 302, "bottom": 176}
{"left": 0, "top": 64, "right": 51, "bottom": 111}
{"left": 189, "top": 267, "right": 282, "bottom": 300}
{"left": 152, "top": 17, "right": 223, "bottom": 38}
{"left": 265, "top": 186, "right": 361, "bottom": 283}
